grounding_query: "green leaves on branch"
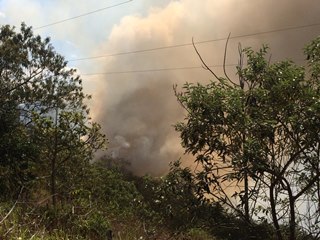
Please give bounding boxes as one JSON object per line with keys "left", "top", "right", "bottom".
{"left": 0, "top": 23, "right": 106, "bottom": 203}
{"left": 175, "top": 37, "right": 320, "bottom": 239}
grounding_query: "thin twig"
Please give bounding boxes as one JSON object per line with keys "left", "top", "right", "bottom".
{"left": 172, "top": 84, "right": 191, "bottom": 114}
{"left": 6, "top": 69, "right": 44, "bottom": 94}
{"left": 223, "top": 33, "right": 239, "bottom": 87}
{"left": 268, "top": 54, "right": 272, "bottom": 67}
{"left": 0, "top": 187, "right": 24, "bottom": 224}
{"left": 192, "top": 37, "right": 220, "bottom": 81}
{"left": 238, "top": 43, "right": 245, "bottom": 89}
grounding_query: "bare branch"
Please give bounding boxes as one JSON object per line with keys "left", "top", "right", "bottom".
{"left": 192, "top": 37, "right": 220, "bottom": 81}
{"left": 0, "top": 187, "right": 24, "bottom": 225}
{"left": 6, "top": 69, "right": 44, "bottom": 94}
{"left": 223, "top": 33, "right": 232, "bottom": 82}
{"left": 268, "top": 54, "right": 272, "bottom": 67}
{"left": 294, "top": 172, "right": 320, "bottom": 201}
{"left": 223, "top": 33, "right": 239, "bottom": 87}
{"left": 173, "top": 84, "right": 191, "bottom": 114}
{"left": 237, "top": 43, "right": 245, "bottom": 89}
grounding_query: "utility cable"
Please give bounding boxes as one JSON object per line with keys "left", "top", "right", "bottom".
{"left": 81, "top": 64, "right": 237, "bottom": 76}
{"left": 80, "top": 58, "right": 307, "bottom": 76}
{"left": 68, "top": 22, "right": 320, "bottom": 62}
{"left": 34, "top": 0, "right": 133, "bottom": 30}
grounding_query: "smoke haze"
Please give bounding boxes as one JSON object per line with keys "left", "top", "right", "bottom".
{"left": 1, "top": 0, "right": 318, "bottom": 175}
{"left": 91, "top": 0, "right": 320, "bottom": 175}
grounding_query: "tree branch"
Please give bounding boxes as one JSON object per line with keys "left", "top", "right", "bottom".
{"left": 192, "top": 38, "right": 221, "bottom": 82}
{"left": 6, "top": 69, "right": 44, "bottom": 94}
{"left": 223, "top": 33, "right": 239, "bottom": 87}
{"left": 0, "top": 187, "right": 24, "bottom": 225}
{"left": 294, "top": 172, "right": 320, "bottom": 201}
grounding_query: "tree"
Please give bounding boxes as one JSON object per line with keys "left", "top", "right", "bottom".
{"left": 175, "top": 37, "right": 320, "bottom": 239}
{"left": 0, "top": 23, "right": 105, "bottom": 206}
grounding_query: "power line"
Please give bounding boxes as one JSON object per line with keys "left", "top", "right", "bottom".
{"left": 34, "top": 0, "right": 133, "bottom": 30}
{"left": 81, "top": 64, "right": 237, "bottom": 76}
{"left": 80, "top": 58, "right": 307, "bottom": 76}
{"left": 68, "top": 22, "right": 320, "bottom": 62}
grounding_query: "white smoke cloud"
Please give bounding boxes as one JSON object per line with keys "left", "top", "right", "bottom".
{"left": 0, "top": 0, "right": 319, "bottom": 175}
{"left": 93, "top": 0, "right": 320, "bottom": 176}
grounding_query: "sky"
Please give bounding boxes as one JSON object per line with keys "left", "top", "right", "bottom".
{"left": 0, "top": 0, "right": 320, "bottom": 175}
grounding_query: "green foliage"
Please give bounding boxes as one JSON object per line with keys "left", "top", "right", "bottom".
{"left": 175, "top": 38, "right": 320, "bottom": 239}
{"left": 134, "top": 161, "right": 199, "bottom": 229}
{"left": 0, "top": 23, "right": 108, "bottom": 238}
{"left": 0, "top": 23, "right": 105, "bottom": 207}
{"left": 0, "top": 156, "right": 276, "bottom": 240}
{"left": 1, "top": 22, "right": 318, "bottom": 240}
{"left": 76, "top": 211, "right": 110, "bottom": 239}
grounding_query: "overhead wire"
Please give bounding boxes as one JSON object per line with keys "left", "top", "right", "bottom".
{"left": 34, "top": 0, "right": 133, "bottom": 30}
{"left": 25, "top": 0, "right": 319, "bottom": 76}
{"left": 81, "top": 64, "right": 237, "bottom": 76}
{"left": 81, "top": 58, "right": 308, "bottom": 76}
{"left": 68, "top": 22, "right": 320, "bottom": 62}
{"left": 33, "top": 2, "right": 317, "bottom": 76}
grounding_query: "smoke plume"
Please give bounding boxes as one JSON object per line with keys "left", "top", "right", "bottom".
{"left": 92, "top": 0, "right": 320, "bottom": 175}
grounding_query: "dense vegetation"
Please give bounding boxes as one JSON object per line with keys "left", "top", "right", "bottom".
{"left": 0, "top": 24, "right": 319, "bottom": 239}
{"left": 174, "top": 38, "right": 320, "bottom": 239}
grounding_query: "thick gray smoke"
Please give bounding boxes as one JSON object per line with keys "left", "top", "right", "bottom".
{"left": 99, "top": 77, "right": 186, "bottom": 175}
{"left": 93, "top": 0, "right": 320, "bottom": 176}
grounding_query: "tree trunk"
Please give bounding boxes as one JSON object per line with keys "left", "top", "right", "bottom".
{"left": 244, "top": 170, "right": 250, "bottom": 222}
{"left": 51, "top": 107, "right": 58, "bottom": 208}
{"left": 270, "top": 180, "right": 283, "bottom": 240}
{"left": 51, "top": 158, "right": 56, "bottom": 208}
{"left": 286, "top": 183, "right": 296, "bottom": 240}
